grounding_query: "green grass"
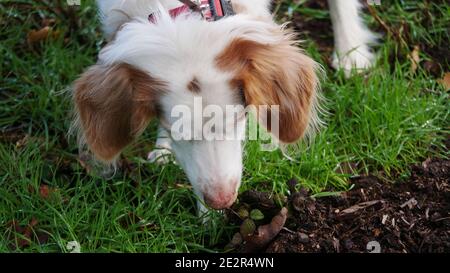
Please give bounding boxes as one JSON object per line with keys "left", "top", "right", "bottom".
{"left": 0, "top": 0, "right": 448, "bottom": 252}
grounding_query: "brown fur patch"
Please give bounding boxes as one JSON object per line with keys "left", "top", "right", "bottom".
{"left": 216, "top": 32, "right": 318, "bottom": 143}
{"left": 187, "top": 77, "right": 201, "bottom": 93}
{"left": 73, "top": 63, "right": 166, "bottom": 161}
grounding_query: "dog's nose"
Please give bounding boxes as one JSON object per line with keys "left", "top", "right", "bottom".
{"left": 203, "top": 191, "right": 237, "bottom": 209}
{"left": 202, "top": 180, "right": 238, "bottom": 210}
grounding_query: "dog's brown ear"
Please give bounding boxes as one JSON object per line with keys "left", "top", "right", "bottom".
{"left": 73, "top": 63, "right": 165, "bottom": 162}
{"left": 216, "top": 30, "right": 319, "bottom": 143}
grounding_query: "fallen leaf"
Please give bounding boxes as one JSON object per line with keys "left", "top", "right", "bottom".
{"left": 27, "top": 26, "right": 51, "bottom": 44}
{"left": 139, "top": 221, "right": 159, "bottom": 231}
{"left": 338, "top": 200, "right": 384, "bottom": 218}
{"left": 373, "top": 228, "right": 382, "bottom": 237}
{"left": 291, "top": 189, "right": 316, "bottom": 214}
{"left": 15, "top": 135, "right": 45, "bottom": 148}
{"left": 422, "top": 157, "right": 433, "bottom": 169}
{"left": 438, "top": 72, "right": 450, "bottom": 90}
{"left": 174, "top": 183, "right": 192, "bottom": 189}
{"left": 8, "top": 218, "right": 41, "bottom": 249}
{"left": 408, "top": 45, "right": 420, "bottom": 73}
{"left": 39, "top": 185, "right": 50, "bottom": 199}
{"left": 332, "top": 237, "right": 340, "bottom": 253}
{"left": 297, "top": 232, "right": 310, "bottom": 243}
{"left": 400, "top": 197, "right": 418, "bottom": 209}
{"left": 241, "top": 207, "right": 288, "bottom": 252}
{"left": 39, "top": 184, "right": 59, "bottom": 200}
{"left": 15, "top": 134, "right": 30, "bottom": 148}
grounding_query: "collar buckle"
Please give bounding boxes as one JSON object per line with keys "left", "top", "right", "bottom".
{"left": 180, "top": 0, "right": 235, "bottom": 21}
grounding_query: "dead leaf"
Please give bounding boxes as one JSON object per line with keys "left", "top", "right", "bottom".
{"left": 39, "top": 185, "right": 50, "bottom": 199}
{"left": 241, "top": 207, "right": 288, "bottom": 252}
{"left": 408, "top": 45, "right": 420, "bottom": 73}
{"left": 15, "top": 134, "right": 30, "bottom": 148}
{"left": 174, "top": 183, "right": 192, "bottom": 189}
{"left": 27, "top": 26, "right": 51, "bottom": 44}
{"left": 139, "top": 221, "right": 159, "bottom": 231}
{"left": 39, "top": 184, "right": 57, "bottom": 199}
{"left": 438, "top": 72, "right": 450, "bottom": 90}
{"left": 400, "top": 198, "right": 418, "bottom": 209}
{"left": 332, "top": 237, "right": 340, "bottom": 253}
{"left": 15, "top": 135, "right": 45, "bottom": 148}
{"left": 373, "top": 228, "right": 382, "bottom": 237}
{"left": 422, "top": 157, "right": 433, "bottom": 169}
{"left": 8, "top": 218, "right": 41, "bottom": 249}
{"left": 338, "top": 200, "right": 384, "bottom": 218}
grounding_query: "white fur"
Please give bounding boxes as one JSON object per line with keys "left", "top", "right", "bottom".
{"left": 328, "top": 0, "right": 378, "bottom": 76}
{"left": 96, "top": 0, "right": 182, "bottom": 40}
{"left": 90, "top": 0, "right": 377, "bottom": 214}
{"left": 230, "top": 0, "right": 272, "bottom": 19}
{"left": 96, "top": 3, "right": 274, "bottom": 212}
{"left": 147, "top": 125, "right": 173, "bottom": 164}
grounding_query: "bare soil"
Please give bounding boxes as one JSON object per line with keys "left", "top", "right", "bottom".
{"left": 226, "top": 157, "right": 450, "bottom": 253}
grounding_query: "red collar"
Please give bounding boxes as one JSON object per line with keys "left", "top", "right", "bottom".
{"left": 149, "top": 0, "right": 233, "bottom": 23}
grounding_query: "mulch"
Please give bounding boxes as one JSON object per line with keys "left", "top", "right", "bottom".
{"left": 226, "top": 157, "right": 449, "bottom": 253}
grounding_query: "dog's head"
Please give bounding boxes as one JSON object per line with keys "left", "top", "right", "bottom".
{"left": 72, "top": 12, "right": 319, "bottom": 209}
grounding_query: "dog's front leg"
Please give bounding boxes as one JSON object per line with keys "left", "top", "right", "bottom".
{"left": 328, "top": 0, "right": 378, "bottom": 76}
{"left": 147, "top": 125, "right": 173, "bottom": 164}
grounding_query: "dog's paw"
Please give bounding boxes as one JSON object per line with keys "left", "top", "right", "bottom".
{"left": 332, "top": 46, "right": 375, "bottom": 77}
{"left": 147, "top": 148, "right": 173, "bottom": 165}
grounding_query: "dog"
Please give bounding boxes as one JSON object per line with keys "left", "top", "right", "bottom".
{"left": 72, "top": 0, "right": 377, "bottom": 215}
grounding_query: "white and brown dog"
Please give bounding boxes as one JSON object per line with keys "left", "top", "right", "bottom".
{"left": 72, "top": 0, "right": 377, "bottom": 215}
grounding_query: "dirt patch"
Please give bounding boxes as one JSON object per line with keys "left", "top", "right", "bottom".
{"left": 275, "top": 0, "right": 334, "bottom": 59}
{"left": 226, "top": 158, "right": 449, "bottom": 253}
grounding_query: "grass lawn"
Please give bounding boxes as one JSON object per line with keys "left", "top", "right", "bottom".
{"left": 0, "top": 0, "right": 448, "bottom": 252}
